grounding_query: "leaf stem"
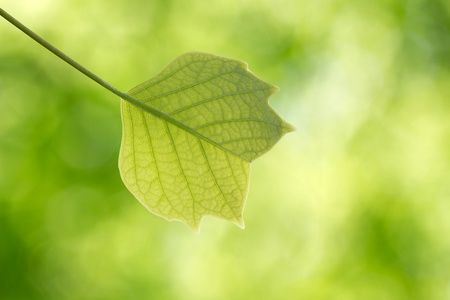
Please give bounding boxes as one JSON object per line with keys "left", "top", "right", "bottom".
{"left": 0, "top": 8, "right": 165, "bottom": 120}
{"left": 0, "top": 8, "right": 128, "bottom": 98}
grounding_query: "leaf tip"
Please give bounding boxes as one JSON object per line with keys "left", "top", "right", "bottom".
{"left": 232, "top": 216, "right": 245, "bottom": 230}
{"left": 270, "top": 84, "right": 281, "bottom": 94}
{"left": 186, "top": 221, "right": 202, "bottom": 235}
{"left": 283, "top": 121, "right": 296, "bottom": 133}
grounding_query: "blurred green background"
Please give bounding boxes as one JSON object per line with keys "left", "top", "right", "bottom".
{"left": 1, "top": 0, "right": 450, "bottom": 299}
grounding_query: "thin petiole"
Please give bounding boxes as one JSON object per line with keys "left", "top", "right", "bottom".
{"left": 0, "top": 7, "right": 169, "bottom": 122}
{"left": 0, "top": 7, "right": 128, "bottom": 99}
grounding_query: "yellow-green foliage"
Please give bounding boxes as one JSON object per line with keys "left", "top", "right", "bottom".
{"left": 119, "top": 52, "right": 293, "bottom": 232}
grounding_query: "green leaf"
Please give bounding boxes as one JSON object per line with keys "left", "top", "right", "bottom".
{"left": 119, "top": 52, "right": 294, "bottom": 233}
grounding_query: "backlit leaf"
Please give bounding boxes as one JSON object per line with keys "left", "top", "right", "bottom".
{"left": 119, "top": 52, "right": 293, "bottom": 233}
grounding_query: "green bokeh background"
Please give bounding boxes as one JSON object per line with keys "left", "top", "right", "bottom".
{"left": 1, "top": 0, "right": 450, "bottom": 299}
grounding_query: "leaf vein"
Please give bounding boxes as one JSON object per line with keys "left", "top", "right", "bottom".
{"left": 165, "top": 123, "right": 196, "bottom": 225}
{"left": 131, "top": 59, "right": 215, "bottom": 94}
{"left": 168, "top": 89, "right": 272, "bottom": 117}
{"left": 140, "top": 110, "right": 177, "bottom": 214}
{"left": 141, "top": 70, "right": 260, "bottom": 104}
{"left": 194, "top": 118, "right": 283, "bottom": 130}
{"left": 198, "top": 139, "right": 239, "bottom": 221}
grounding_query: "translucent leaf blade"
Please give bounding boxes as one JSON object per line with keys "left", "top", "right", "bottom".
{"left": 119, "top": 52, "right": 293, "bottom": 232}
